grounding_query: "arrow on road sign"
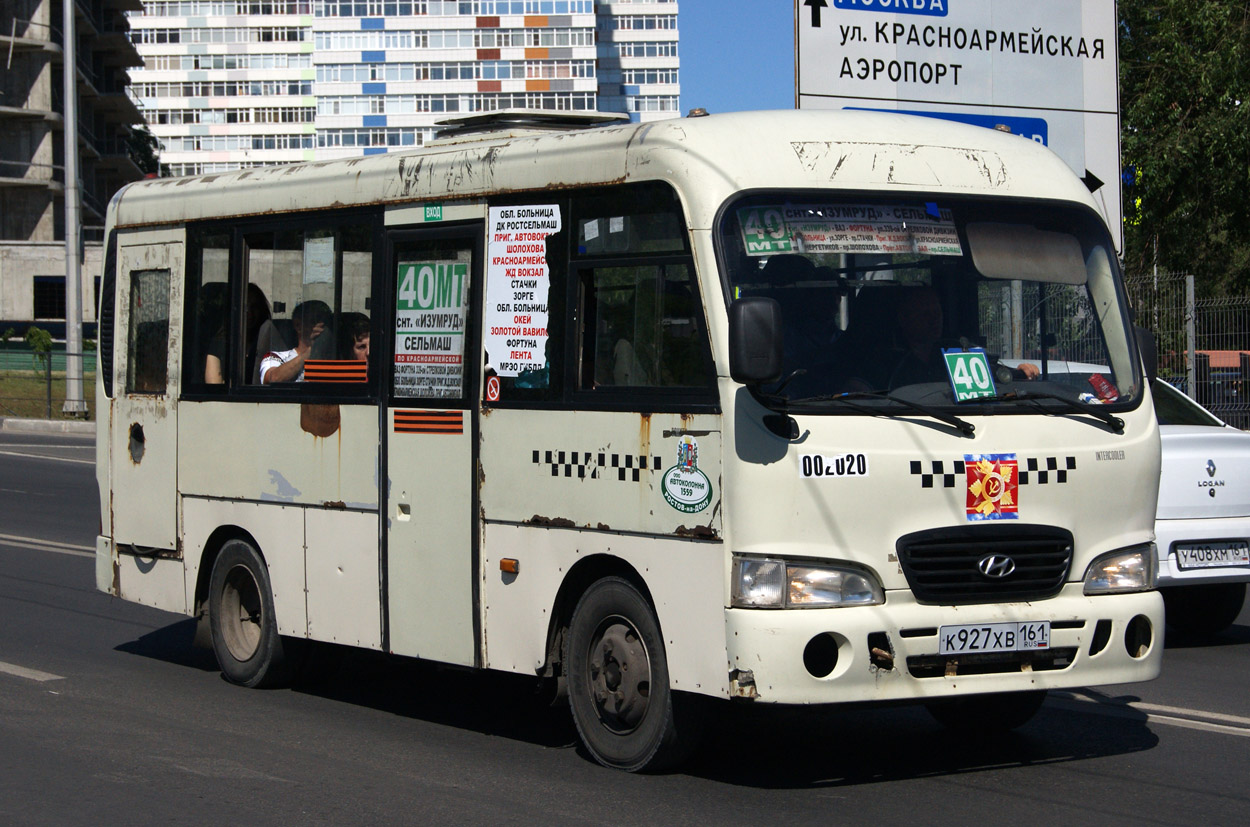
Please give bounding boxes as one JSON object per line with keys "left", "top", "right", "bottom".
{"left": 804, "top": 0, "right": 829, "bottom": 28}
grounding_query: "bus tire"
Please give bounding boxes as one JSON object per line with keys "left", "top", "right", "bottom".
{"left": 926, "top": 689, "right": 1046, "bottom": 734}
{"left": 208, "top": 539, "right": 294, "bottom": 688}
{"left": 565, "top": 576, "right": 699, "bottom": 772}
{"left": 1162, "top": 583, "right": 1246, "bottom": 636}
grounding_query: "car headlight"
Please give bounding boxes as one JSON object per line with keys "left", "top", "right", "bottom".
{"left": 732, "top": 556, "right": 884, "bottom": 608}
{"left": 1083, "top": 544, "right": 1156, "bottom": 595}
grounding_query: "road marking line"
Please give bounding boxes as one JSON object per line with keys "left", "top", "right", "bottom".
{"left": 0, "top": 532, "right": 94, "bottom": 558}
{"left": 1133, "top": 701, "right": 1250, "bottom": 728}
{"left": 1053, "top": 691, "right": 1250, "bottom": 736}
{"left": 1143, "top": 713, "right": 1250, "bottom": 738}
{"left": 0, "top": 449, "right": 94, "bottom": 466}
{"left": 0, "top": 661, "right": 65, "bottom": 682}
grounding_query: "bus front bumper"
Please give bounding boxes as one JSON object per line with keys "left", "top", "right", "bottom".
{"left": 724, "top": 584, "right": 1162, "bottom": 704}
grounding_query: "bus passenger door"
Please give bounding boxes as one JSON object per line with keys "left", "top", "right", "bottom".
{"left": 108, "top": 233, "right": 186, "bottom": 611}
{"left": 111, "top": 236, "right": 183, "bottom": 554}
{"left": 383, "top": 225, "right": 482, "bottom": 665}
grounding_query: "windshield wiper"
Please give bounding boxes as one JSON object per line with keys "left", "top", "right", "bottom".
{"left": 787, "top": 391, "right": 976, "bottom": 437}
{"left": 979, "top": 390, "right": 1125, "bottom": 433}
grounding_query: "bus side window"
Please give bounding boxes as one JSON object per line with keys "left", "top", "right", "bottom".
{"left": 569, "top": 182, "right": 713, "bottom": 395}
{"left": 583, "top": 263, "right": 706, "bottom": 388}
{"left": 184, "top": 228, "right": 231, "bottom": 388}
{"left": 126, "top": 269, "right": 171, "bottom": 394}
{"left": 248, "top": 223, "right": 374, "bottom": 387}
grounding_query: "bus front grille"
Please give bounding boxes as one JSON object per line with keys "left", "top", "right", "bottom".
{"left": 896, "top": 524, "right": 1074, "bottom": 605}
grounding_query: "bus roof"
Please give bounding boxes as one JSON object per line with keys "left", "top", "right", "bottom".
{"left": 108, "top": 109, "right": 1100, "bottom": 232}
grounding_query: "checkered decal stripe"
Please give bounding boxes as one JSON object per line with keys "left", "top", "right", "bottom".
{"left": 910, "top": 456, "right": 1077, "bottom": 487}
{"left": 1019, "top": 456, "right": 1077, "bottom": 485}
{"left": 533, "top": 450, "right": 664, "bottom": 481}
{"left": 910, "top": 460, "right": 965, "bottom": 489}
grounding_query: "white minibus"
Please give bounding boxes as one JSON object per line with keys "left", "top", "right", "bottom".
{"left": 97, "top": 109, "right": 1162, "bottom": 770}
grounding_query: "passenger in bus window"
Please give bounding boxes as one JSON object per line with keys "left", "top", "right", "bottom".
{"left": 338, "top": 312, "right": 370, "bottom": 361}
{"left": 612, "top": 279, "right": 659, "bottom": 386}
{"left": 197, "top": 282, "right": 230, "bottom": 385}
{"left": 206, "top": 283, "right": 270, "bottom": 385}
{"left": 259, "top": 300, "right": 331, "bottom": 384}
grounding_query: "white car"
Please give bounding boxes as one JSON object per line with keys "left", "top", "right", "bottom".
{"left": 1153, "top": 379, "right": 1250, "bottom": 634}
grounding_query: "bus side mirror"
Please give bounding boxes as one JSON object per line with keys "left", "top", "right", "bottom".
{"left": 1135, "top": 326, "right": 1158, "bottom": 383}
{"left": 729, "top": 297, "right": 783, "bottom": 385}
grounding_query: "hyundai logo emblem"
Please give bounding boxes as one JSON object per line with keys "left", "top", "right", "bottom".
{"left": 978, "top": 554, "right": 1016, "bottom": 579}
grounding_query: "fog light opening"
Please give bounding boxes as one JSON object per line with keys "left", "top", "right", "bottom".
{"left": 1089, "top": 619, "right": 1113, "bottom": 656}
{"left": 1124, "top": 614, "right": 1153, "bottom": 658}
{"left": 803, "top": 633, "right": 840, "bottom": 678}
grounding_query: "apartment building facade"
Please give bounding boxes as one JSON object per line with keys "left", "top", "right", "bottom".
{"left": 126, "top": 0, "right": 680, "bottom": 176}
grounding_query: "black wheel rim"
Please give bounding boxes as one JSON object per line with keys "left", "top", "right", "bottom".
{"left": 585, "top": 613, "right": 652, "bottom": 734}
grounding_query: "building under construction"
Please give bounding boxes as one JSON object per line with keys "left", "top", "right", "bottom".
{"left": 1, "top": 0, "right": 147, "bottom": 340}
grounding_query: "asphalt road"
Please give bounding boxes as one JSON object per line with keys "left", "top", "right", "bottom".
{"left": 2, "top": 429, "right": 1249, "bottom": 825}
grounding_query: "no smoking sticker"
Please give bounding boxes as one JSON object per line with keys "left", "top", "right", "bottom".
{"left": 485, "top": 375, "right": 501, "bottom": 402}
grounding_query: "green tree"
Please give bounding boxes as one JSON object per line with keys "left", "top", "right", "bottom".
{"left": 1119, "top": 2, "right": 1250, "bottom": 293}
{"left": 24, "top": 326, "right": 53, "bottom": 370}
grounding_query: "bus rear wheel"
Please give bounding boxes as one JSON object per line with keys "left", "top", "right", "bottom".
{"left": 208, "top": 539, "right": 294, "bottom": 688}
{"left": 565, "top": 577, "right": 700, "bottom": 772}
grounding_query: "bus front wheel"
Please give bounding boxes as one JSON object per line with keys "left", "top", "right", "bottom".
{"left": 564, "top": 576, "right": 700, "bottom": 772}
{"left": 208, "top": 539, "right": 294, "bottom": 688}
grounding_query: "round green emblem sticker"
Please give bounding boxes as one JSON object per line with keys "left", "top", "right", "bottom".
{"left": 662, "top": 435, "right": 713, "bottom": 513}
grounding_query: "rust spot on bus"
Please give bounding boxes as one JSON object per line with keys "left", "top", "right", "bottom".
{"left": 674, "top": 524, "right": 718, "bottom": 540}
{"left": 639, "top": 412, "right": 652, "bottom": 459}
{"left": 526, "top": 514, "right": 575, "bottom": 528}
{"left": 300, "top": 404, "right": 340, "bottom": 437}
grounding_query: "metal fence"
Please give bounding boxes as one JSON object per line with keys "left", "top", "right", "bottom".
{"left": 0, "top": 345, "right": 95, "bottom": 420}
{"left": 1126, "top": 273, "right": 1250, "bottom": 429}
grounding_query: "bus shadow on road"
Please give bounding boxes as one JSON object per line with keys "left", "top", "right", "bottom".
{"left": 1163, "top": 621, "right": 1250, "bottom": 650}
{"left": 114, "top": 618, "right": 219, "bottom": 672}
{"left": 115, "top": 621, "right": 1160, "bottom": 784}
{"left": 288, "top": 643, "right": 1161, "bottom": 785}
{"left": 290, "top": 644, "right": 582, "bottom": 750}
{"left": 683, "top": 697, "right": 1159, "bottom": 788}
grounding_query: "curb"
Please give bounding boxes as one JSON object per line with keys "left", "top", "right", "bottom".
{"left": 0, "top": 417, "right": 96, "bottom": 435}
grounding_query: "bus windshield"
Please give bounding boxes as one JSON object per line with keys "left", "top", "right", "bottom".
{"left": 719, "top": 195, "right": 1141, "bottom": 411}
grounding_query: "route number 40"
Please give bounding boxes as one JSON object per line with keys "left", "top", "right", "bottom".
{"left": 943, "top": 349, "right": 997, "bottom": 402}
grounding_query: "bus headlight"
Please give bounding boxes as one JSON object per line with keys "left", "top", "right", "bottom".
{"left": 1083, "top": 544, "right": 1156, "bottom": 594}
{"left": 732, "top": 556, "right": 884, "bottom": 608}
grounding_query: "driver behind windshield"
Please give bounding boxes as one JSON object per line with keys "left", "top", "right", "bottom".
{"left": 887, "top": 287, "right": 1040, "bottom": 389}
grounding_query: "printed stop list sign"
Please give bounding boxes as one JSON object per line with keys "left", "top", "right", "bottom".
{"left": 484, "top": 205, "right": 560, "bottom": 379}
{"left": 394, "top": 259, "right": 469, "bottom": 398}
